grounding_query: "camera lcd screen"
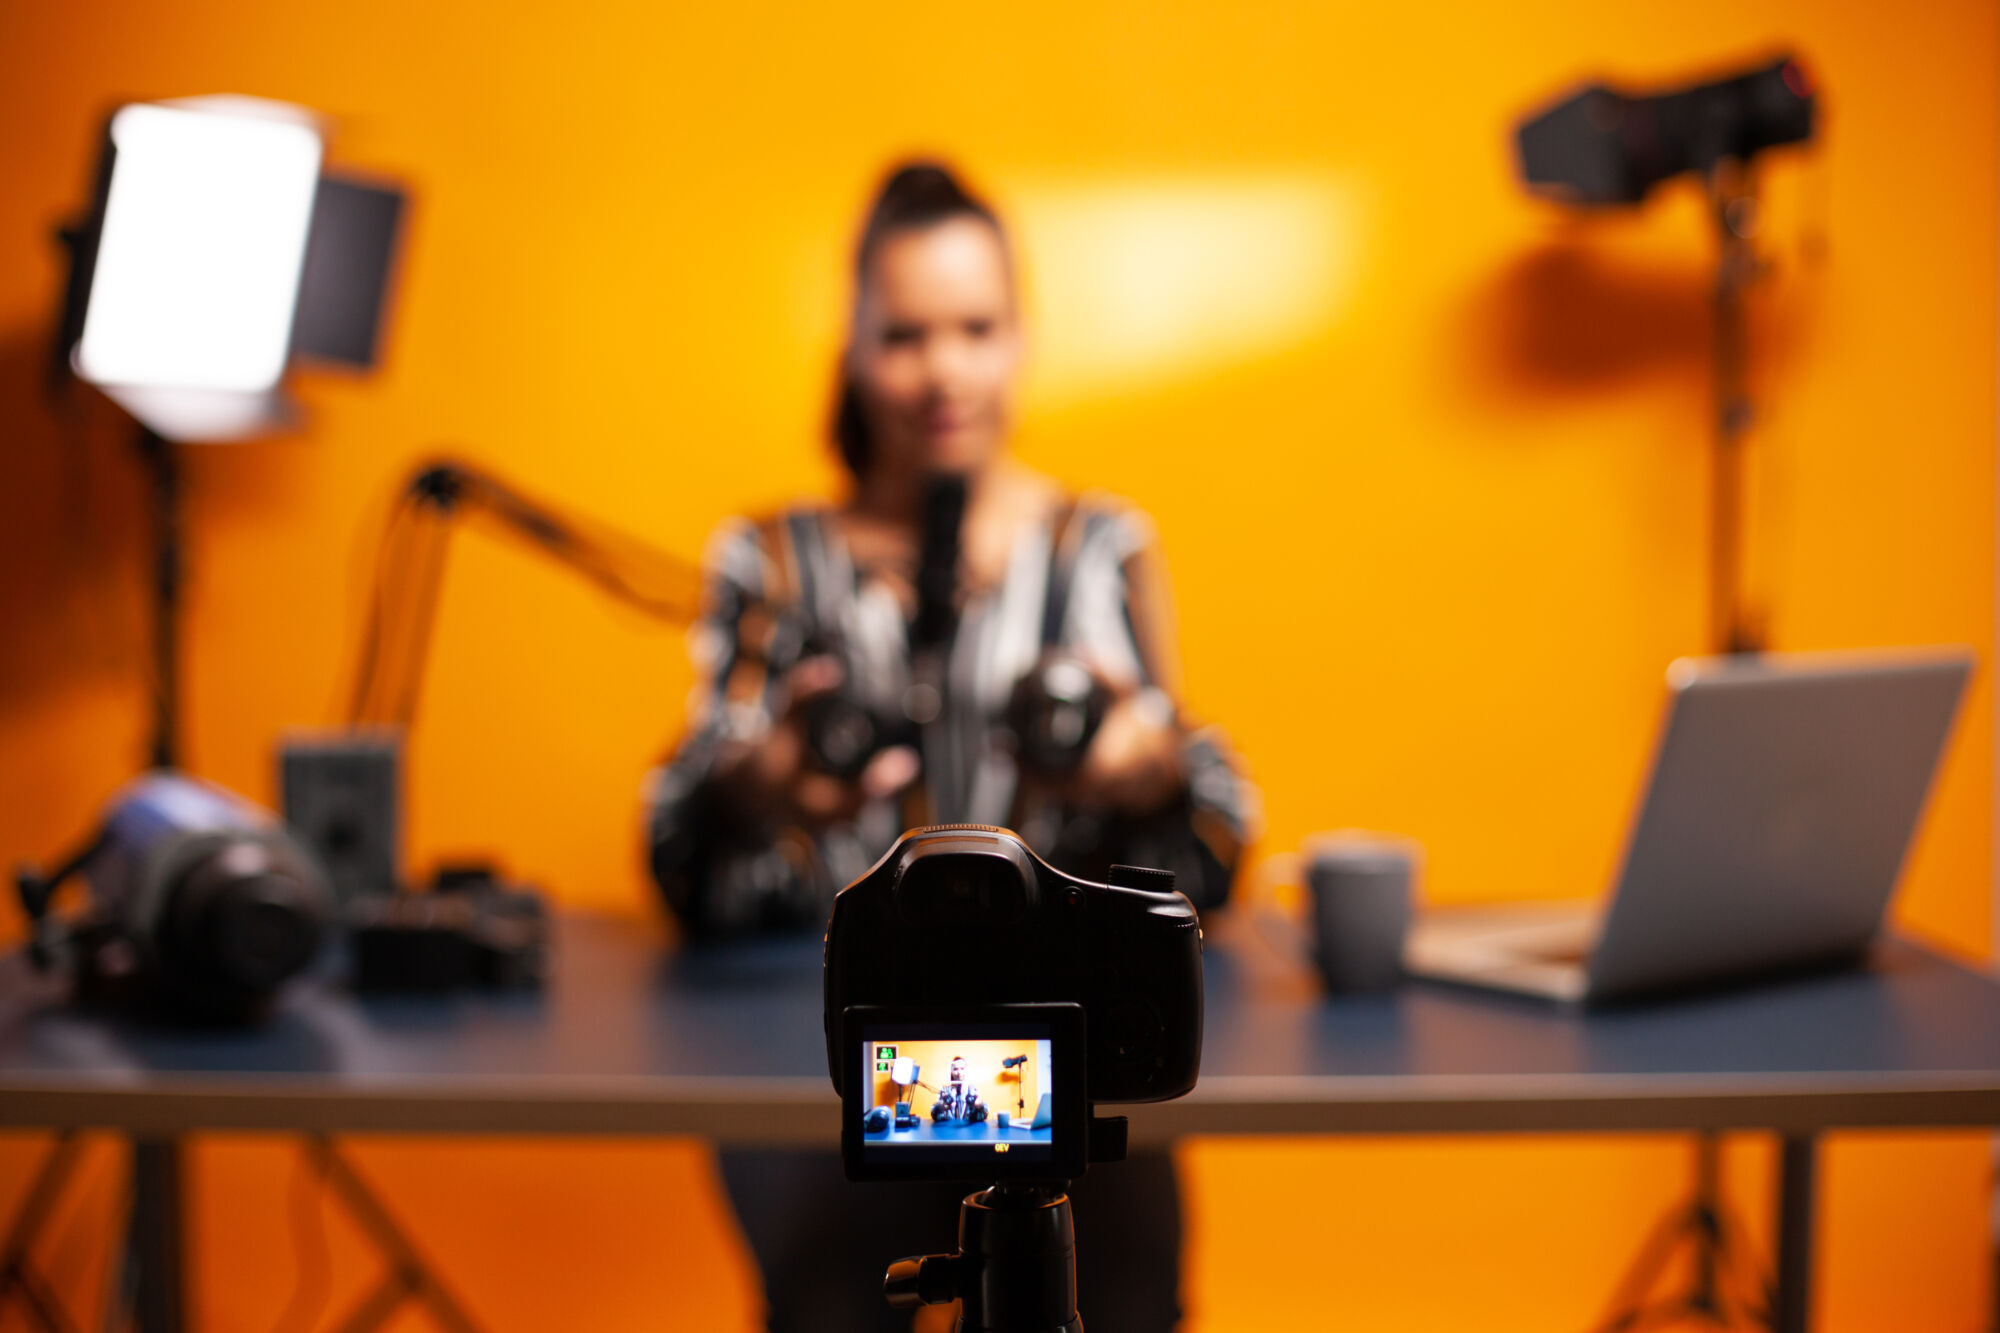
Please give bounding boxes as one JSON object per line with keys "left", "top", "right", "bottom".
{"left": 841, "top": 1004, "right": 1086, "bottom": 1181}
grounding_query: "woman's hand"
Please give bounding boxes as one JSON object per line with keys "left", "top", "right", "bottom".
{"left": 1063, "top": 679, "right": 1185, "bottom": 817}
{"left": 722, "top": 657, "right": 920, "bottom": 829}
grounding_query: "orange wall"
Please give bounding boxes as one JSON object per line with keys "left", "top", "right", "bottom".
{"left": 0, "top": 1, "right": 1991, "bottom": 1330}
{"left": 867, "top": 1040, "right": 1046, "bottom": 1122}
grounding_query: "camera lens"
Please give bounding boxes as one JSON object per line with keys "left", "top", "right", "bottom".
{"left": 803, "top": 695, "right": 880, "bottom": 777}
{"left": 208, "top": 876, "right": 321, "bottom": 992}
{"left": 1006, "top": 656, "right": 1110, "bottom": 776}
{"left": 167, "top": 837, "right": 326, "bottom": 998}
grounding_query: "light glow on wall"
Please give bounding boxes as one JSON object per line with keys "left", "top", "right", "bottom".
{"left": 1010, "top": 174, "right": 1362, "bottom": 406}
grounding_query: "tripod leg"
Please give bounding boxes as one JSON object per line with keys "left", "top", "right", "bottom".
{"left": 311, "top": 1138, "right": 484, "bottom": 1333}
{"left": 0, "top": 1130, "right": 87, "bottom": 1324}
{"left": 309, "top": 1138, "right": 413, "bottom": 1333}
{"left": 7, "top": 1267, "right": 79, "bottom": 1333}
{"left": 97, "top": 1202, "right": 132, "bottom": 1333}
{"left": 1586, "top": 1200, "right": 1701, "bottom": 1333}
{"left": 1690, "top": 1133, "right": 1723, "bottom": 1320}
{"left": 328, "top": 1271, "right": 414, "bottom": 1333}
{"left": 1589, "top": 1134, "right": 1751, "bottom": 1333}
{"left": 1710, "top": 1192, "right": 1776, "bottom": 1329}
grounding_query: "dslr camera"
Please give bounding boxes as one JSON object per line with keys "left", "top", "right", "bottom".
{"left": 824, "top": 824, "right": 1203, "bottom": 1183}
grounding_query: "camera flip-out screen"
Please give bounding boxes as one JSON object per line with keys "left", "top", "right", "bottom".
{"left": 841, "top": 1003, "right": 1087, "bottom": 1182}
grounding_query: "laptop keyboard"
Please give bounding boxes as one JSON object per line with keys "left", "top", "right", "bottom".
{"left": 1518, "top": 939, "right": 1591, "bottom": 965}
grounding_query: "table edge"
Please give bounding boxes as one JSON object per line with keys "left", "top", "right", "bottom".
{"left": 1, "top": 1070, "right": 1995, "bottom": 1142}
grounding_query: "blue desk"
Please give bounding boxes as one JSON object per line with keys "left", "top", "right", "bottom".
{"left": 863, "top": 1122, "right": 1055, "bottom": 1145}
{"left": 1, "top": 909, "right": 1996, "bottom": 1333}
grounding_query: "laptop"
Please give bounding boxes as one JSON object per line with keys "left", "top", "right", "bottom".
{"left": 1404, "top": 648, "right": 1972, "bottom": 1004}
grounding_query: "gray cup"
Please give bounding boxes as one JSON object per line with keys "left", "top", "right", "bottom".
{"left": 1304, "top": 832, "right": 1418, "bottom": 993}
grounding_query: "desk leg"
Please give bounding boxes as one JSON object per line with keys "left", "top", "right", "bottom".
{"left": 129, "top": 1137, "right": 185, "bottom": 1333}
{"left": 1773, "top": 1134, "right": 1818, "bottom": 1333}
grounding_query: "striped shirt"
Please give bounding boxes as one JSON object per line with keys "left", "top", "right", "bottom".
{"left": 646, "top": 492, "right": 1256, "bottom": 935}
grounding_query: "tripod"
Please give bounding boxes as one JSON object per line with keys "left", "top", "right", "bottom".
{"left": 884, "top": 1183, "right": 1082, "bottom": 1333}
{"left": 1590, "top": 1134, "right": 1771, "bottom": 1332}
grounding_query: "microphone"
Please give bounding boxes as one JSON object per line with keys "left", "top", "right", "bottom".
{"left": 911, "top": 472, "right": 968, "bottom": 653}
{"left": 1001, "top": 1054, "right": 1028, "bottom": 1069}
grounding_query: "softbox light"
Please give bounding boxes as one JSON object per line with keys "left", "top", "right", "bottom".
{"left": 58, "top": 94, "right": 405, "bottom": 442}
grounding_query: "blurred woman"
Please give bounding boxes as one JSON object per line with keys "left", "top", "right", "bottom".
{"left": 648, "top": 162, "right": 1255, "bottom": 1333}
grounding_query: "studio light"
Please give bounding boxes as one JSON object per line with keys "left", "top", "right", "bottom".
{"left": 57, "top": 93, "right": 405, "bottom": 443}
{"left": 1508, "top": 52, "right": 1825, "bottom": 1323}
{"left": 1511, "top": 53, "right": 1819, "bottom": 656}
{"left": 76, "top": 99, "right": 324, "bottom": 400}
{"left": 1516, "top": 55, "right": 1816, "bottom": 209}
{"left": 47, "top": 93, "right": 406, "bottom": 766}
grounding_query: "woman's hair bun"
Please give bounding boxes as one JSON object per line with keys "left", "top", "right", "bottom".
{"left": 855, "top": 161, "right": 1000, "bottom": 274}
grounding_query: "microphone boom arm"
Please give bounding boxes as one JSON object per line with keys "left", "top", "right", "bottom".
{"left": 349, "top": 458, "right": 707, "bottom": 729}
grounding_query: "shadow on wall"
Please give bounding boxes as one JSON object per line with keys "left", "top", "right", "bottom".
{"left": 1454, "top": 237, "right": 1817, "bottom": 406}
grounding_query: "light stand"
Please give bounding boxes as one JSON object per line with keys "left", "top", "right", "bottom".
{"left": 1589, "top": 1135, "right": 1771, "bottom": 1332}
{"left": 999, "top": 1053, "right": 1029, "bottom": 1123}
{"left": 1708, "top": 159, "right": 1763, "bottom": 656}
{"left": 1514, "top": 57, "right": 1819, "bottom": 1329}
{"left": 136, "top": 425, "right": 183, "bottom": 769}
{"left": 1604, "top": 163, "right": 1776, "bottom": 1333}
{"left": 1587, "top": 161, "right": 1780, "bottom": 1333}
{"left": 1514, "top": 53, "right": 1815, "bottom": 657}
{"left": 32, "top": 96, "right": 407, "bottom": 1333}
{"left": 1580, "top": 167, "right": 1782, "bottom": 1333}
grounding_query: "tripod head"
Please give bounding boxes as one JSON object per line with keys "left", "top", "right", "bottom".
{"left": 886, "top": 1182, "right": 1082, "bottom": 1333}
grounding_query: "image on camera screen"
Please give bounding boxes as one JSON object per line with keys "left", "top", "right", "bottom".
{"left": 857, "top": 1026, "right": 1057, "bottom": 1165}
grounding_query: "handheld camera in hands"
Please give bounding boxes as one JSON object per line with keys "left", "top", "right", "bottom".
{"left": 824, "top": 825, "right": 1203, "bottom": 1331}
{"left": 794, "top": 473, "right": 1113, "bottom": 784}
{"left": 799, "top": 472, "right": 965, "bottom": 781}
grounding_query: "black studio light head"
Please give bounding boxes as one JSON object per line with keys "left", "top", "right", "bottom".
{"left": 1516, "top": 54, "right": 1817, "bottom": 207}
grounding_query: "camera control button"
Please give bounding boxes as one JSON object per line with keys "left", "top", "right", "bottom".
{"left": 1108, "top": 865, "right": 1177, "bottom": 894}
